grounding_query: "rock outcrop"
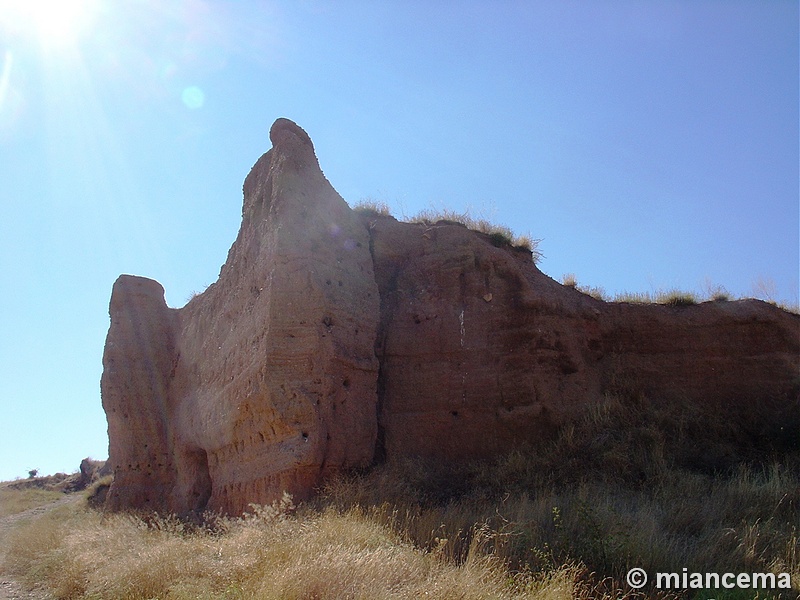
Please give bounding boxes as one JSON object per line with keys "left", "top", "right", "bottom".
{"left": 101, "top": 118, "right": 800, "bottom": 515}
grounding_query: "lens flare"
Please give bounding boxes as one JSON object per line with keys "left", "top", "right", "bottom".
{"left": 181, "top": 86, "right": 205, "bottom": 109}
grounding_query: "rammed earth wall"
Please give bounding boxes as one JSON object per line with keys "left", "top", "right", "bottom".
{"left": 101, "top": 119, "right": 800, "bottom": 515}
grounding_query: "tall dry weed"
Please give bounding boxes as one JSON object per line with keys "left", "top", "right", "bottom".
{"left": 3, "top": 494, "right": 606, "bottom": 600}
{"left": 4, "top": 389, "right": 797, "bottom": 599}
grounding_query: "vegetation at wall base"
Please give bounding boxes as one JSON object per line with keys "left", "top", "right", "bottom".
{"left": 2, "top": 390, "right": 798, "bottom": 599}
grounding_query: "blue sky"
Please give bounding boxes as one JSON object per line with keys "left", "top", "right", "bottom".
{"left": 0, "top": 1, "right": 797, "bottom": 481}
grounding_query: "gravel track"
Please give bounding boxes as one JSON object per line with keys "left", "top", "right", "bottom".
{"left": 0, "top": 494, "right": 82, "bottom": 600}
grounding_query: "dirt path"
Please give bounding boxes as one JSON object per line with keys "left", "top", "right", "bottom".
{"left": 0, "top": 494, "right": 82, "bottom": 600}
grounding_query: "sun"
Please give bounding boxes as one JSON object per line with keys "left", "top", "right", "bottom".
{"left": 0, "top": 0, "right": 100, "bottom": 48}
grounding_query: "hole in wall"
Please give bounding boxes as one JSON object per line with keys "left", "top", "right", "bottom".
{"left": 184, "top": 447, "right": 212, "bottom": 512}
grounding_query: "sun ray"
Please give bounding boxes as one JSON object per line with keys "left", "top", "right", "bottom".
{"left": 0, "top": 0, "right": 100, "bottom": 49}
{"left": 0, "top": 50, "right": 12, "bottom": 108}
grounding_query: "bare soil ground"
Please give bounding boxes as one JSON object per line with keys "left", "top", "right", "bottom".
{"left": 0, "top": 494, "right": 81, "bottom": 600}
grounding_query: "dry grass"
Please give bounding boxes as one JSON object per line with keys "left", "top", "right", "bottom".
{"left": 352, "top": 197, "right": 393, "bottom": 216}
{"left": 4, "top": 391, "right": 798, "bottom": 599}
{"left": 3, "top": 495, "right": 605, "bottom": 600}
{"left": 563, "top": 275, "right": 800, "bottom": 314}
{"left": 612, "top": 289, "right": 700, "bottom": 306}
{"left": 317, "top": 391, "right": 798, "bottom": 598}
{"left": 410, "top": 207, "right": 542, "bottom": 260}
{"left": 565, "top": 280, "right": 705, "bottom": 306}
{"left": 0, "top": 484, "right": 64, "bottom": 517}
{"left": 351, "top": 201, "right": 796, "bottom": 314}
{"left": 351, "top": 200, "right": 544, "bottom": 262}
{"left": 321, "top": 461, "right": 798, "bottom": 596}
